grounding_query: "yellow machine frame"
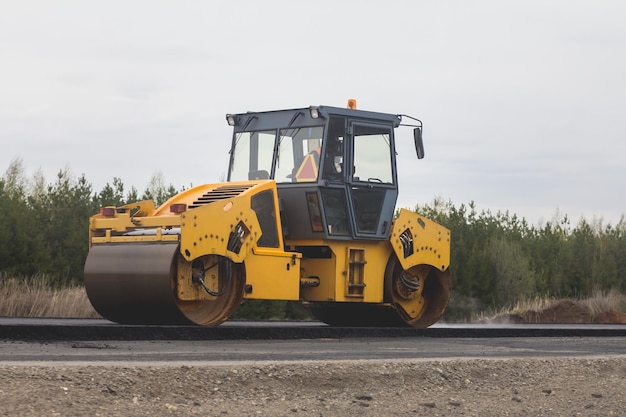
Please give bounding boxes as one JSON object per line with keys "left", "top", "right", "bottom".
{"left": 88, "top": 181, "right": 449, "bottom": 306}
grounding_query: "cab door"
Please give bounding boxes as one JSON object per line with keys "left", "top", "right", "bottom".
{"left": 346, "top": 121, "right": 398, "bottom": 239}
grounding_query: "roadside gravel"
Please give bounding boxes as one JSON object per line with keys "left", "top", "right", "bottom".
{"left": 0, "top": 357, "right": 624, "bottom": 416}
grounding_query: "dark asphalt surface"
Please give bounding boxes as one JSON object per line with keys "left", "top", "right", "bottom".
{"left": 0, "top": 318, "right": 625, "bottom": 341}
{"left": 0, "top": 318, "right": 624, "bottom": 363}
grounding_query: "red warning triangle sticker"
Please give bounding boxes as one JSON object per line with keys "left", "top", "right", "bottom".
{"left": 295, "top": 154, "right": 318, "bottom": 182}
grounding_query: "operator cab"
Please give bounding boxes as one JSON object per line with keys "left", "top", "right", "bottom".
{"left": 226, "top": 103, "right": 423, "bottom": 241}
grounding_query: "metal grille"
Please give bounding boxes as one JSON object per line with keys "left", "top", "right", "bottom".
{"left": 188, "top": 184, "right": 255, "bottom": 209}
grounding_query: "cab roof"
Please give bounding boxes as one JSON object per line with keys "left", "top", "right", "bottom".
{"left": 228, "top": 105, "right": 402, "bottom": 132}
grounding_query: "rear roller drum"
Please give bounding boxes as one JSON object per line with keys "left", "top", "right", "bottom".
{"left": 384, "top": 255, "right": 451, "bottom": 328}
{"left": 306, "top": 257, "right": 451, "bottom": 328}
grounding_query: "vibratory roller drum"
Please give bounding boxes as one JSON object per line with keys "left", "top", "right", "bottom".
{"left": 84, "top": 243, "right": 245, "bottom": 325}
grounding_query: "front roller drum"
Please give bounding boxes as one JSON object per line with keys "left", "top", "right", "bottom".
{"left": 84, "top": 243, "right": 244, "bottom": 325}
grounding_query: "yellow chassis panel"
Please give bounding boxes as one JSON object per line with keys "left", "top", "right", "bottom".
{"left": 290, "top": 239, "right": 393, "bottom": 303}
{"left": 390, "top": 209, "right": 451, "bottom": 272}
{"left": 242, "top": 248, "right": 301, "bottom": 301}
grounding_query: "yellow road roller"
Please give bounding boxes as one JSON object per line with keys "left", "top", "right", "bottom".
{"left": 84, "top": 102, "right": 451, "bottom": 327}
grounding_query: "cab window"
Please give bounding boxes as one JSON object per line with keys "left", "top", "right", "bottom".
{"left": 229, "top": 130, "right": 276, "bottom": 181}
{"left": 276, "top": 126, "right": 323, "bottom": 183}
{"left": 352, "top": 124, "right": 393, "bottom": 184}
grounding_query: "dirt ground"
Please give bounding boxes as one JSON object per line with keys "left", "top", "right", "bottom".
{"left": 0, "top": 357, "right": 624, "bottom": 416}
{"left": 1, "top": 301, "right": 624, "bottom": 416}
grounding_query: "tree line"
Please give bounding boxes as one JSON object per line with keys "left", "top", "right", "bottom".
{"left": 1, "top": 159, "right": 625, "bottom": 318}
{"left": 0, "top": 159, "right": 177, "bottom": 286}
{"left": 418, "top": 199, "right": 626, "bottom": 319}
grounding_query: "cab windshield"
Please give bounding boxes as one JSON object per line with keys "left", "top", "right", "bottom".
{"left": 228, "top": 126, "right": 324, "bottom": 183}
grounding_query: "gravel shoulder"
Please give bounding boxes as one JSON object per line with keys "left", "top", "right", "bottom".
{"left": 1, "top": 357, "right": 624, "bottom": 416}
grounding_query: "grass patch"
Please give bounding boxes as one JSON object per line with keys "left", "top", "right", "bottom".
{"left": 508, "top": 290, "right": 626, "bottom": 316}
{"left": 479, "top": 289, "right": 626, "bottom": 323}
{"left": 580, "top": 289, "right": 626, "bottom": 316}
{"left": 0, "top": 274, "right": 99, "bottom": 318}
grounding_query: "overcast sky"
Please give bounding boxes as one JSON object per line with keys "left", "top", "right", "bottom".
{"left": 1, "top": 1, "right": 625, "bottom": 225}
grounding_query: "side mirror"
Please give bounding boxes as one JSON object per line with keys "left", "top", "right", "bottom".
{"left": 414, "top": 127, "right": 425, "bottom": 159}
